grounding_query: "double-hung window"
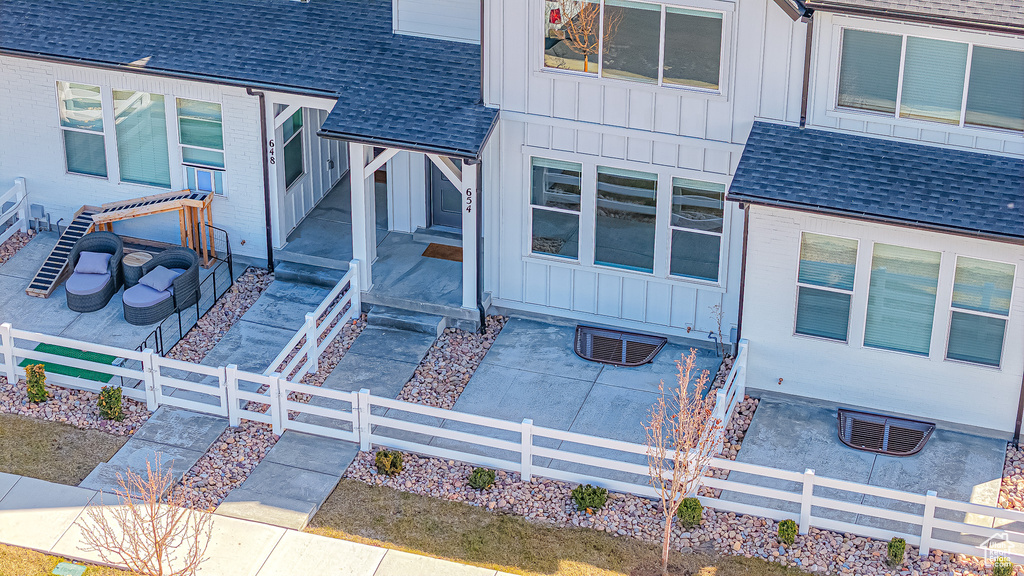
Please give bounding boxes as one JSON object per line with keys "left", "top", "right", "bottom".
{"left": 282, "top": 109, "right": 304, "bottom": 189}
{"left": 669, "top": 178, "right": 724, "bottom": 281}
{"left": 794, "top": 233, "right": 858, "bottom": 341}
{"left": 113, "top": 90, "right": 171, "bottom": 188}
{"left": 946, "top": 257, "right": 1015, "bottom": 367}
{"left": 594, "top": 166, "right": 657, "bottom": 273}
{"left": 837, "top": 29, "right": 1024, "bottom": 132}
{"left": 863, "top": 244, "right": 941, "bottom": 355}
{"left": 530, "top": 158, "right": 582, "bottom": 259}
{"left": 544, "top": 0, "right": 724, "bottom": 92}
{"left": 177, "top": 98, "right": 226, "bottom": 195}
{"left": 56, "top": 82, "right": 107, "bottom": 178}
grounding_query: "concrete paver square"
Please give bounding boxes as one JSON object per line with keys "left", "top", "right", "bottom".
{"left": 200, "top": 321, "right": 297, "bottom": 374}
{"left": 343, "top": 326, "right": 436, "bottom": 365}
{"left": 0, "top": 472, "right": 18, "bottom": 500}
{"left": 0, "top": 231, "right": 58, "bottom": 279}
{"left": 453, "top": 364, "right": 594, "bottom": 431}
{"left": 373, "top": 549, "right": 496, "bottom": 576}
{"left": 130, "top": 407, "right": 228, "bottom": 450}
{"left": 79, "top": 439, "right": 205, "bottom": 493}
{"left": 0, "top": 477, "right": 96, "bottom": 550}
{"left": 264, "top": 432, "right": 359, "bottom": 476}
{"left": 596, "top": 342, "right": 721, "bottom": 395}
{"left": 255, "top": 531, "right": 385, "bottom": 576}
{"left": 0, "top": 273, "right": 82, "bottom": 335}
{"left": 321, "top": 351, "right": 419, "bottom": 398}
{"left": 241, "top": 281, "right": 330, "bottom": 332}
{"left": 476, "top": 318, "right": 602, "bottom": 381}
{"left": 216, "top": 492, "right": 319, "bottom": 530}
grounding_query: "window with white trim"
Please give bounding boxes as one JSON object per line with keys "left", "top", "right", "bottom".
{"left": 863, "top": 243, "right": 941, "bottom": 356}
{"left": 543, "top": 0, "right": 724, "bottom": 91}
{"left": 670, "top": 178, "right": 724, "bottom": 281}
{"left": 837, "top": 28, "right": 1024, "bottom": 132}
{"left": 595, "top": 165, "right": 658, "bottom": 273}
{"left": 177, "top": 98, "right": 226, "bottom": 195}
{"left": 530, "top": 157, "right": 582, "bottom": 259}
{"left": 113, "top": 90, "right": 172, "bottom": 188}
{"left": 56, "top": 82, "right": 108, "bottom": 178}
{"left": 946, "top": 256, "right": 1014, "bottom": 366}
{"left": 794, "top": 233, "right": 858, "bottom": 341}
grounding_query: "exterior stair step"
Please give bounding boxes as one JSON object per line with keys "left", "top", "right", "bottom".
{"left": 273, "top": 261, "right": 346, "bottom": 289}
{"left": 367, "top": 305, "right": 444, "bottom": 336}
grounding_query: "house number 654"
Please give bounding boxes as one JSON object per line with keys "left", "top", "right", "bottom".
{"left": 465, "top": 188, "right": 473, "bottom": 213}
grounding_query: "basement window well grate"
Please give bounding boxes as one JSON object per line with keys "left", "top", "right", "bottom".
{"left": 837, "top": 409, "right": 935, "bottom": 456}
{"left": 574, "top": 326, "right": 667, "bottom": 367}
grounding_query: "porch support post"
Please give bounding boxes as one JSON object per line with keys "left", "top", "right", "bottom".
{"left": 348, "top": 142, "right": 376, "bottom": 290}
{"left": 461, "top": 161, "right": 479, "bottom": 311}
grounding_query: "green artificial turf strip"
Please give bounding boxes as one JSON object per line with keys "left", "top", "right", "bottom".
{"left": 19, "top": 343, "right": 117, "bottom": 383}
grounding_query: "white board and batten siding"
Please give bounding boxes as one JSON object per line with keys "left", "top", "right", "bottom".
{"left": 393, "top": 0, "right": 481, "bottom": 43}
{"left": 741, "top": 205, "right": 1024, "bottom": 434}
{"left": 482, "top": 0, "right": 809, "bottom": 338}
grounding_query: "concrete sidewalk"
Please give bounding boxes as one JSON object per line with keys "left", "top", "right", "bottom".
{"left": 0, "top": 471, "right": 510, "bottom": 576}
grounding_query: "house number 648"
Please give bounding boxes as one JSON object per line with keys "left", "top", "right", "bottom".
{"left": 268, "top": 139, "right": 276, "bottom": 164}
{"left": 465, "top": 188, "right": 473, "bottom": 213}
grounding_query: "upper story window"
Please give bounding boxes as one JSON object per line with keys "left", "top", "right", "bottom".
{"left": 543, "top": 0, "right": 724, "bottom": 92}
{"left": 837, "top": 28, "right": 1024, "bottom": 132}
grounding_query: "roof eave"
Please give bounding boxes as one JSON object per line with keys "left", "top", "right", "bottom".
{"left": 801, "top": 1, "right": 1024, "bottom": 35}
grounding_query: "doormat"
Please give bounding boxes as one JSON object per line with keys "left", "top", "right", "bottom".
{"left": 422, "top": 243, "right": 462, "bottom": 262}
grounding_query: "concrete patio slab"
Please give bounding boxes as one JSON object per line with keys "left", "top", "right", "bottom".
{"left": 80, "top": 440, "right": 204, "bottom": 494}
{"left": 321, "top": 352, "right": 420, "bottom": 398}
{"left": 370, "top": 232, "right": 463, "bottom": 311}
{"left": 255, "top": 530, "right": 386, "bottom": 576}
{"left": 596, "top": 342, "right": 721, "bottom": 395}
{"left": 451, "top": 363, "right": 595, "bottom": 430}
{"left": 263, "top": 431, "right": 359, "bottom": 477}
{"left": 0, "top": 273, "right": 81, "bottom": 335}
{"left": 0, "top": 476, "right": 96, "bottom": 550}
{"left": 373, "top": 550, "right": 497, "bottom": 576}
{"left": 0, "top": 230, "right": 58, "bottom": 279}
{"left": 200, "top": 321, "right": 296, "bottom": 374}
{"left": 344, "top": 325, "right": 437, "bottom": 364}
{"left": 131, "top": 406, "right": 228, "bottom": 449}
{"left": 476, "top": 318, "right": 602, "bottom": 381}
{"left": 240, "top": 281, "right": 331, "bottom": 332}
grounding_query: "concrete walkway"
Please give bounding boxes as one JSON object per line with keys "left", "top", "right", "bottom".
{"left": 0, "top": 472, "right": 510, "bottom": 576}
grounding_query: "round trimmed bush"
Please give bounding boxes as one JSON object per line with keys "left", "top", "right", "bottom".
{"left": 374, "top": 450, "right": 404, "bottom": 476}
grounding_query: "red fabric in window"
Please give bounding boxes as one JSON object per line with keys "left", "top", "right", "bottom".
{"left": 549, "top": 8, "right": 561, "bottom": 23}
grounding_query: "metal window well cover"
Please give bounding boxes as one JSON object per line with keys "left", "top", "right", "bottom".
{"left": 837, "top": 409, "right": 935, "bottom": 457}
{"left": 574, "top": 325, "right": 667, "bottom": 367}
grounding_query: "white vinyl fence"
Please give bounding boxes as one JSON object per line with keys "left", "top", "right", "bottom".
{"left": 0, "top": 320, "right": 1020, "bottom": 561}
{"left": 0, "top": 178, "right": 29, "bottom": 244}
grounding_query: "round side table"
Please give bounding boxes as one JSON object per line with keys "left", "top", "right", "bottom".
{"left": 122, "top": 251, "right": 154, "bottom": 288}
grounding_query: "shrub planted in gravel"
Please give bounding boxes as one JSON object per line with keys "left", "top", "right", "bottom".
{"left": 994, "top": 557, "right": 1014, "bottom": 576}
{"left": 777, "top": 519, "right": 797, "bottom": 547}
{"left": 676, "top": 497, "right": 702, "bottom": 530}
{"left": 468, "top": 467, "right": 496, "bottom": 490}
{"left": 97, "top": 386, "right": 124, "bottom": 421}
{"left": 886, "top": 537, "right": 905, "bottom": 567}
{"left": 571, "top": 484, "right": 608, "bottom": 512}
{"left": 25, "top": 365, "right": 46, "bottom": 403}
{"left": 375, "top": 450, "right": 404, "bottom": 476}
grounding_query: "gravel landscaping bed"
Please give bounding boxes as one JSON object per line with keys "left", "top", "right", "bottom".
{"left": 0, "top": 376, "right": 149, "bottom": 436}
{"left": 397, "top": 315, "right": 507, "bottom": 409}
{"left": 0, "top": 229, "right": 33, "bottom": 265}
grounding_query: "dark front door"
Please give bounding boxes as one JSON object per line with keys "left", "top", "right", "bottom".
{"left": 429, "top": 159, "right": 462, "bottom": 230}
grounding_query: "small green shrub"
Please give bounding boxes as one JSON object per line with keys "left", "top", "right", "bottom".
{"left": 571, "top": 484, "right": 608, "bottom": 512}
{"left": 98, "top": 385, "right": 125, "bottom": 421}
{"left": 886, "top": 537, "right": 905, "bottom": 567}
{"left": 374, "top": 450, "right": 403, "bottom": 476}
{"left": 25, "top": 364, "right": 47, "bottom": 403}
{"left": 777, "top": 519, "right": 797, "bottom": 546}
{"left": 676, "top": 497, "right": 703, "bottom": 530}
{"left": 467, "top": 467, "right": 496, "bottom": 490}
{"left": 994, "top": 557, "right": 1014, "bottom": 576}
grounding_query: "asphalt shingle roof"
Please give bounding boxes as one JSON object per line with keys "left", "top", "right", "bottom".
{"left": 728, "top": 122, "right": 1024, "bottom": 240}
{"left": 801, "top": 0, "right": 1024, "bottom": 32}
{"left": 0, "top": 0, "right": 497, "bottom": 158}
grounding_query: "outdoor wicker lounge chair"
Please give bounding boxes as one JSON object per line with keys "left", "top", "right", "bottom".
{"left": 122, "top": 247, "right": 200, "bottom": 326}
{"left": 65, "top": 231, "right": 123, "bottom": 313}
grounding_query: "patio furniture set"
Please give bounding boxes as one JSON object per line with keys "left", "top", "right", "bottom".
{"left": 64, "top": 231, "right": 200, "bottom": 325}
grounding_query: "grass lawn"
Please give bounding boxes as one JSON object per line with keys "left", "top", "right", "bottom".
{"left": 0, "top": 414, "right": 126, "bottom": 485}
{"left": 307, "top": 479, "right": 806, "bottom": 576}
{"left": 0, "top": 544, "right": 135, "bottom": 576}
{"left": 19, "top": 343, "right": 118, "bottom": 383}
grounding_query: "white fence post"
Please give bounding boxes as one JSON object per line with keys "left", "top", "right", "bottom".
{"left": 0, "top": 323, "right": 16, "bottom": 384}
{"left": 304, "top": 312, "right": 318, "bottom": 375}
{"left": 225, "top": 364, "right": 240, "bottom": 427}
{"left": 15, "top": 178, "right": 27, "bottom": 233}
{"left": 799, "top": 468, "right": 815, "bottom": 535}
{"left": 217, "top": 365, "right": 229, "bottom": 417}
{"left": 269, "top": 374, "right": 284, "bottom": 435}
{"left": 349, "top": 260, "right": 361, "bottom": 312}
{"left": 521, "top": 418, "right": 534, "bottom": 482}
{"left": 142, "top": 349, "right": 158, "bottom": 411}
{"left": 356, "top": 388, "right": 371, "bottom": 451}
{"left": 920, "top": 490, "right": 938, "bottom": 557}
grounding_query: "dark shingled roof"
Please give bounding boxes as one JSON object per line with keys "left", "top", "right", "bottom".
{"left": 0, "top": 0, "right": 497, "bottom": 158}
{"left": 801, "top": 0, "right": 1024, "bottom": 32}
{"left": 728, "top": 122, "right": 1024, "bottom": 240}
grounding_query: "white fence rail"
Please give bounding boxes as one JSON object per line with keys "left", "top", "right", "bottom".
{"left": 0, "top": 178, "right": 29, "bottom": 245}
{"left": 1, "top": 323, "right": 1021, "bottom": 562}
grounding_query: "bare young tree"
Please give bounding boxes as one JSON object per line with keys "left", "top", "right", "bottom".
{"left": 553, "top": 0, "right": 623, "bottom": 73}
{"left": 79, "top": 457, "right": 212, "bottom": 576}
{"left": 645, "top": 349, "right": 722, "bottom": 575}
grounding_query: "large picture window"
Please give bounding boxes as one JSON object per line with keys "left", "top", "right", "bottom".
{"left": 56, "top": 82, "right": 107, "bottom": 178}
{"left": 595, "top": 166, "right": 657, "bottom": 273}
{"left": 544, "top": 0, "right": 724, "bottom": 91}
{"left": 282, "top": 109, "right": 304, "bottom": 189}
{"left": 794, "top": 233, "right": 858, "bottom": 341}
{"left": 531, "top": 158, "right": 582, "bottom": 259}
{"left": 863, "top": 244, "right": 941, "bottom": 355}
{"left": 113, "top": 90, "right": 171, "bottom": 188}
{"left": 837, "top": 29, "right": 1024, "bottom": 132}
{"left": 669, "top": 178, "right": 723, "bottom": 281}
{"left": 946, "top": 257, "right": 1014, "bottom": 366}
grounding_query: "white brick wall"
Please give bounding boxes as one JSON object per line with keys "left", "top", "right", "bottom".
{"left": 0, "top": 56, "right": 268, "bottom": 259}
{"left": 741, "top": 205, "right": 1024, "bottom": 435}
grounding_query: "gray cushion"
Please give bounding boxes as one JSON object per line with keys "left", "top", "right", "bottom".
{"left": 138, "top": 265, "right": 182, "bottom": 292}
{"left": 122, "top": 283, "right": 171, "bottom": 308}
{"left": 66, "top": 272, "right": 111, "bottom": 296}
{"left": 74, "top": 251, "right": 111, "bottom": 274}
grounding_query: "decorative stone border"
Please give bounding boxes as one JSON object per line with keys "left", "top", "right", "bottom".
{"left": 0, "top": 230, "right": 33, "bottom": 266}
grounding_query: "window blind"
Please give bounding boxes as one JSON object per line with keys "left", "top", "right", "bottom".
{"left": 837, "top": 30, "right": 902, "bottom": 114}
{"left": 965, "top": 47, "right": 1024, "bottom": 132}
{"left": 113, "top": 91, "right": 171, "bottom": 188}
{"left": 795, "top": 233, "right": 858, "bottom": 341}
{"left": 946, "top": 257, "right": 1014, "bottom": 366}
{"left": 864, "top": 244, "right": 940, "bottom": 355}
{"left": 947, "top": 312, "right": 1006, "bottom": 366}
{"left": 899, "top": 37, "right": 968, "bottom": 125}
{"left": 63, "top": 131, "right": 107, "bottom": 177}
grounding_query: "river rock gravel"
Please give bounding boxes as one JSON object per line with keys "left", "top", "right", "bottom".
{"left": 0, "top": 229, "right": 32, "bottom": 265}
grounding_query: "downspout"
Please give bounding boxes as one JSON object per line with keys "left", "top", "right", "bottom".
{"left": 472, "top": 158, "right": 487, "bottom": 331}
{"left": 799, "top": 11, "right": 814, "bottom": 128}
{"left": 479, "top": 0, "right": 485, "bottom": 104}
{"left": 1015, "top": 367, "right": 1024, "bottom": 447}
{"left": 247, "top": 88, "right": 276, "bottom": 273}
{"left": 735, "top": 203, "right": 750, "bottom": 341}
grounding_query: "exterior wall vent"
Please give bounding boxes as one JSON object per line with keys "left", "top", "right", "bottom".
{"left": 574, "top": 326, "right": 667, "bottom": 367}
{"left": 837, "top": 409, "right": 935, "bottom": 456}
